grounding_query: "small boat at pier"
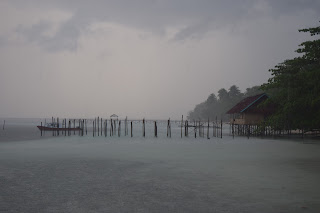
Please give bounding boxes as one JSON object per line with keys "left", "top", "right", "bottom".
{"left": 37, "top": 123, "right": 82, "bottom": 131}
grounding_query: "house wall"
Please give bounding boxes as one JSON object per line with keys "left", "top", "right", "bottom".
{"left": 231, "top": 113, "right": 264, "bottom": 125}
{"left": 244, "top": 113, "right": 264, "bottom": 124}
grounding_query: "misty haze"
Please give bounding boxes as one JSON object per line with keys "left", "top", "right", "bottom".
{"left": 1, "top": 0, "right": 320, "bottom": 212}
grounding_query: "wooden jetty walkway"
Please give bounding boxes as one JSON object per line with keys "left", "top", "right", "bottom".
{"left": 39, "top": 116, "right": 223, "bottom": 139}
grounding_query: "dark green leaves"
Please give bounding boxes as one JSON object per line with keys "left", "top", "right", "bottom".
{"left": 262, "top": 24, "right": 320, "bottom": 130}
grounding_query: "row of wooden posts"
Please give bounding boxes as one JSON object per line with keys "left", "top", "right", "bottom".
{"left": 229, "top": 123, "right": 318, "bottom": 138}
{"left": 40, "top": 116, "right": 223, "bottom": 139}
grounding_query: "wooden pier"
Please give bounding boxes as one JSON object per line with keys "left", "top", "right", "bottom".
{"left": 39, "top": 116, "right": 224, "bottom": 139}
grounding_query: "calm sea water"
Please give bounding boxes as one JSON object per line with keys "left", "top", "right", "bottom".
{"left": 1, "top": 118, "right": 320, "bottom": 212}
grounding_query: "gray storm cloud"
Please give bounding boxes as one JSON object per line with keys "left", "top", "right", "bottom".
{"left": 0, "top": 0, "right": 319, "bottom": 119}
{"left": 10, "top": 0, "right": 320, "bottom": 51}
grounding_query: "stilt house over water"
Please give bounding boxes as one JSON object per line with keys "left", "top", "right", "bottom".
{"left": 227, "top": 93, "right": 270, "bottom": 125}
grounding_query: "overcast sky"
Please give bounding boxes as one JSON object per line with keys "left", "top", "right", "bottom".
{"left": 0, "top": 0, "right": 319, "bottom": 119}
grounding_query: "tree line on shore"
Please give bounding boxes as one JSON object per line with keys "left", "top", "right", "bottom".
{"left": 188, "top": 23, "right": 320, "bottom": 131}
{"left": 187, "top": 85, "right": 262, "bottom": 121}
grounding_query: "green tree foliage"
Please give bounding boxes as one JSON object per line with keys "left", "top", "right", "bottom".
{"left": 217, "top": 88, "right": 229, "bottom": 102}
{"left": 261, "top": 24, "right": 320, "bottom": 130}
{"left": 188, "top": 85, "right": 262, "bottom": 120}
{"left": 228, "top": 85, "right": 242, "bottom": 101}
{"left": 244, "top": 86, "right": 262, "bottom": 97}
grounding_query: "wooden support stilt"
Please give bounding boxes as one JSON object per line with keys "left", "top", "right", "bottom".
{"left": 187, "top": 120, "right": 189, "bottom": 137}
{"left": 232, "top": 121, "right": 234, "bottom": 139}
{"left": 78, "top": 119, "right": 80, "bottom": 136}
{"left": 181, "top": 115, "right": 183, "bottom": 138}
{"left": 97, "top": 117, "right": 99, "bottom": 136}
{"left": 57, "top": 117, "right": 59, "bottom": 136}
{"left": 93, "top": 120, "right": 95, "bottom": 137}
{"left": 104, "top": 120, "right": 107, "bottom": 137}
{"left": 168, "top": 118, "right": 171, "bottom": 138}
{"left": 125, "top": 117, "right": 127, "bottom": 136}
{"left": 220, "top": 120, "right": 223, "bottom": 138}
{"left": 207, "top": 118, "right": 210, "bottom": 139}
{"left": 167, "top": 120, "right": 169, "bottom": 137}
{"left": 110, "top": 119, "right": 112, "bottom": 136}
{"left": 143, "top": 119, "right": 145, "bottom": 137}
{"left": 184, "top": 120, "right": 187, "bottom": 137}
{"left": 82, "top": 119, "right": 84, "bottom": 136}
{"left": 85, "top": 119, "right": 87, "bottom": 135}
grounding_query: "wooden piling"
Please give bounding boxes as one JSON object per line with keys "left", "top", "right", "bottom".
{"left": 85, "top": 119, "right": 87, "bottom": 135}
{"left": 181, "top": 115, "right": 183, "bottom": 138}
{"left": 168, "top": 118, "right": 171, "bottom": 138}
{"left": 154, "top": 121, "right": 158, "bottom": 137}
{"left": 124, "top": 117, "right": 127, "bottom": 136}
{"left": 64, "top": 119, "right": 66, "bottom": 136}
{"left": 212, "top": 122, "right": 215, "bottom": 137}
{"left": 72, "top": 119, "right": 74, "bottom": 135}
{"left": 166, "top": 119, "right": 171, "bottom": 138}
{"left": 97, "top": 117, "right": 99, "bottom": 136}
{"left": 82, "top": 119, "right": 84, "bottom": 136}
{"left": 110, "top": 119, "right": 113, "bottom": 136}
{"left": 207, "top": 118, "right": 210, "bottom": 139}
{"left": 104, "top": 120, "right": 107, "bottom": 137}
{"left": 106, "top": 119, "right": 108, "bottom": 137}
{"left": 124, "top": 117, "right": 126, "bottom": 136}
{"left": 51, "top": 117, "right": 54, "bottom": 136}
{"left": 232, "top": 121, "right": 234, "bottom": 139}
{"left": 78, "top": 119, "right": 80, "bottom": 136}
{"left": 131, "top": 121, "right": 133, "bottom": 137}
{"left": 57, "top": 117, "right": 59, "bottom": 136}
{"left": 93, "top": 120, "right": 95, "bottom": 137}
{"left": 220, "top": 120, "right": 223, "bottom": 138}
{"left": 143, "top": 119, "right": 145, "bottom": 137}
{"left": 187, "top": 120, "right": 189, "bottom": 137}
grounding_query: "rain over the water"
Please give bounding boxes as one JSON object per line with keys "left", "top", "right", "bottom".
{"left": 1, "top": 0, "right": 320, "bottom": 212}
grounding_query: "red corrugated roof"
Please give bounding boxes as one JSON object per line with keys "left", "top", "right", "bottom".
{"left": 227, "top": 93, "right": 268, "bottom": 114}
